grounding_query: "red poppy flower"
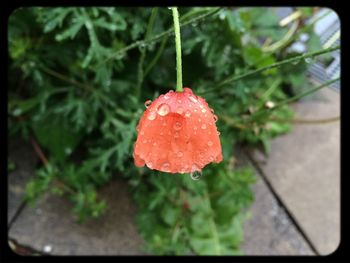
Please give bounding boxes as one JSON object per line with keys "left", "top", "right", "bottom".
{"left": 133, "top": 87, "right": 223, "bottom": 174}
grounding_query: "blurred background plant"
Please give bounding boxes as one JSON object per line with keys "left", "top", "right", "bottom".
{"left": 8, "top": 7, "right": 339, "bottom": 255}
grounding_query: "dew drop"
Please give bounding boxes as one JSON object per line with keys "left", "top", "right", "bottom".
{"left": 144, "top": 100, "right": 152, "bottom": 108}
{"left": 185, "top": 111, "right": 191, "bottom": 118}
{"left": 198, "top": 118, "right": 202, "bottom": 122}
{"left": 153, "top": 142, "right": 157, "bottom": 146}
{"left": 157, "top": 103, "right": 170, "bottom": 116}
{"left": 292, "top": 60, "right": 300, "bottom": 65}
{"left": 189, "top": 96, "right": 198, "bottom": 103}
{"left": 213, "top": 115, "right": 218, "bottom": 122}
{"left": 194, "top": 109, "right": 198, "bottom": 113}
{"left": 164, "top": 94, "right": 170, "bottom": 100}
{"left": 208, "top": 141, "right": 213, "bottom": 146}
{"left": 201, "top": 108, "right": 207, "bottom": 113}
{"left": 162, "top": 163, "right": 171, "bottom": 172}
{"left": 174, "top": 132, "right": 180, "bottom": 138}
{"left": 201, "top": 124, "right": 207, "bottom": 130}
{"left": 190, "top": 165, "right": 202, "bottom": 180}
{"left": 304, "top": 57, "right": 312, "bottom": 64}
{"left": 211, "top": 108, "right": 215, "bottom": 113}
{"left": 177, "top": 99, "right": 182, "bottom": 104}
{"left": 265, "top": 101, "right": 275, "bottom": 109}
{"left": 193, "top": 126, "right": 198, "bottom": 130}
{"left": 173, "top": 122, "right": 182, "bottom": 131}
{"left": 142, "top": 139, "right": 147, "bottom": 143}
{"left": 147, "top": 111, "right": 156, "bottom": 120}
{"left": 217, "top": 131, "right": 221, "bottom": 135}
{"left": 177, "top": 151, "right": 183, "bottom": 157}
{"left": 176, "top": 107, "right": 184, "bottom": 114}
{"left": 140, "top": 131, "right": 145, "bottom": 135}
{"left": 147, "top": 161, "right": 153, "bottom": 169}
{"left": 162, "top": 122, "right": 167, "bottom": 126}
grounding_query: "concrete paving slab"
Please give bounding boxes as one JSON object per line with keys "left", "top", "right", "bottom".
{"left": 8, "top": 139, "right": 38, "bottom": 225}
{"left": 9, "top": 178, "right": 145, "bottom": 255}
{"left": 248, "top": 87, "right": 340, "bottom": 255}
{"left": 238, "top": 154, "right": 314, "bottom": 255}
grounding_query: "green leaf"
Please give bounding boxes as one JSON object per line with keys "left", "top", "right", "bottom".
{"left": 31, "top": 115, "right": 84, "bottom": 162}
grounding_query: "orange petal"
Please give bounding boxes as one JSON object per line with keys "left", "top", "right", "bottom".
{"left": 133, "top": 87, "right": 223, "bottom": 174}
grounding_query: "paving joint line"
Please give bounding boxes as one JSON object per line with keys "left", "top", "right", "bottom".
{"left": 244, "top": 149, "right": 320, "bottom": 255}
{"left": 8, "top": 201, "right": 27, "bottom": 230}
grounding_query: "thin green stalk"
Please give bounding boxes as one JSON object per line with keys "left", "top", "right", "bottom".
{"left": 221, "top": 77, "right": 340, "bottom": 129}
{"left": 136, "top": 8, "right": 158, "bottom": 99}
{"left": 96, "top": 7, "right": 221, "bottom": 68}
{"left": 200, "top": 45, "right": 340, "bottom": 94}
{"left": 172, "top": 7, "right": 183, "bottom": 92}
{"left": 250, "top": 77, "right": 340, "bottom": 121}
{"left": 144, "top": 35, "right": 169, "bottom": 77}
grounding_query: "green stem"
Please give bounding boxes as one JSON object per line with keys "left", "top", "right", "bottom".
{"left": 220, "top": 77, "right": 340, "bottom": 129}
{"left": 136, "top": 8, "right": 158, "bottom": 99}
{"left": 172, "top": 7, "right": 183, "bottom": 92}
{"left": 200, "top": 45, "right": 340, "bottom": 94}
{"left": 96, "top": 7, "right": 221, "bottom": 69}
{"left": 143, "top": 35, "right": 169, "bottom": 77}
{"left": 250, "top": 77, "right": 340, "bottom": 121}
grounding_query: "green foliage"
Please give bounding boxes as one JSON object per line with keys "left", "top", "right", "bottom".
{"left": 8, "top": 159, "right": 16, "bottom": 173}
{"left": 8, "top": 7, "right": 327, "bottom": 254}
{"left": 133, "top": 163, "right": 256, "bottom": 255}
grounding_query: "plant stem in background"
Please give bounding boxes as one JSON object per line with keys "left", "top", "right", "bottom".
{"left": 249, "top": 77, "right": 340, "bottom": 121}
{"left": 96, "top": 8, "right": 221, "bottom": 69}
{"left": 136, "top": 8, "right": 158, "bottom": 99}
{"left": 172, "top": 7, "right": 183, "bottom": 92}
{"left": 200, "top": 45, "right": 340, "bottom": 94}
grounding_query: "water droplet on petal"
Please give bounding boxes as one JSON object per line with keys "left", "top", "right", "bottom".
{"left": 173, "top": 122, "right": 182, "bottom": 131}
{"left": 208, "top": 141, "right": 213, "bottom": 146}
{"left": 185, "top": 111, "right": 191, "bottom": 118}
{"left": 211, "top": 108, "right": 215, "bottom": 113}
{"left": 198, "top": 118, "right": 201, "bottom": 122}
{"left": 174, "top": 132, "right": 180, "bottom": 138}
{"left": 201, "top": 108, "right": 207, "bottom": 113}
{"left": 213, "top": 115, "right": 218, "bottom": 122}
{"left": 147, "top": 111, "right": 156, "bottom": 120}
{"left": 201, "top": 124, "right": 207, "bottom": 129}
{"left": 162, "top": 163, "right": 170, "bottom": 172}
{"left": 157, "top": 103, "right": 170, "bottom": 116}
{"left": 144, "top": 100, "right": 152, "bottom": 108}
{"left": 147, "top": 161, "right": 153, "bottom": 169}
{"left": 176, "top": 107, "right": 184, "bottom": 114}
{"left": 189, "top": 96, "right": 198, "bottom": 103}
{"left": 217, "top": 131, "right": 221, "bottom": 135}
{"left": 142, "top": 139, "right": 147, "bottom": 143}
{"left": 177, "top": 151, "right": 183, "bottom": 157}
{"left": 140, "top": 131, "right": 144, "bottom": 135}
{"left": 193, "top": 126, "right": 198, "bottom": 130}
{"left": 177, "top": 99, "right": 182, "bottom": 103}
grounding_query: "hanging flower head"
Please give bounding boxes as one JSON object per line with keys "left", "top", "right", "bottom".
{"left": 133, "top": 87, "right": 223, "bottom": 174}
